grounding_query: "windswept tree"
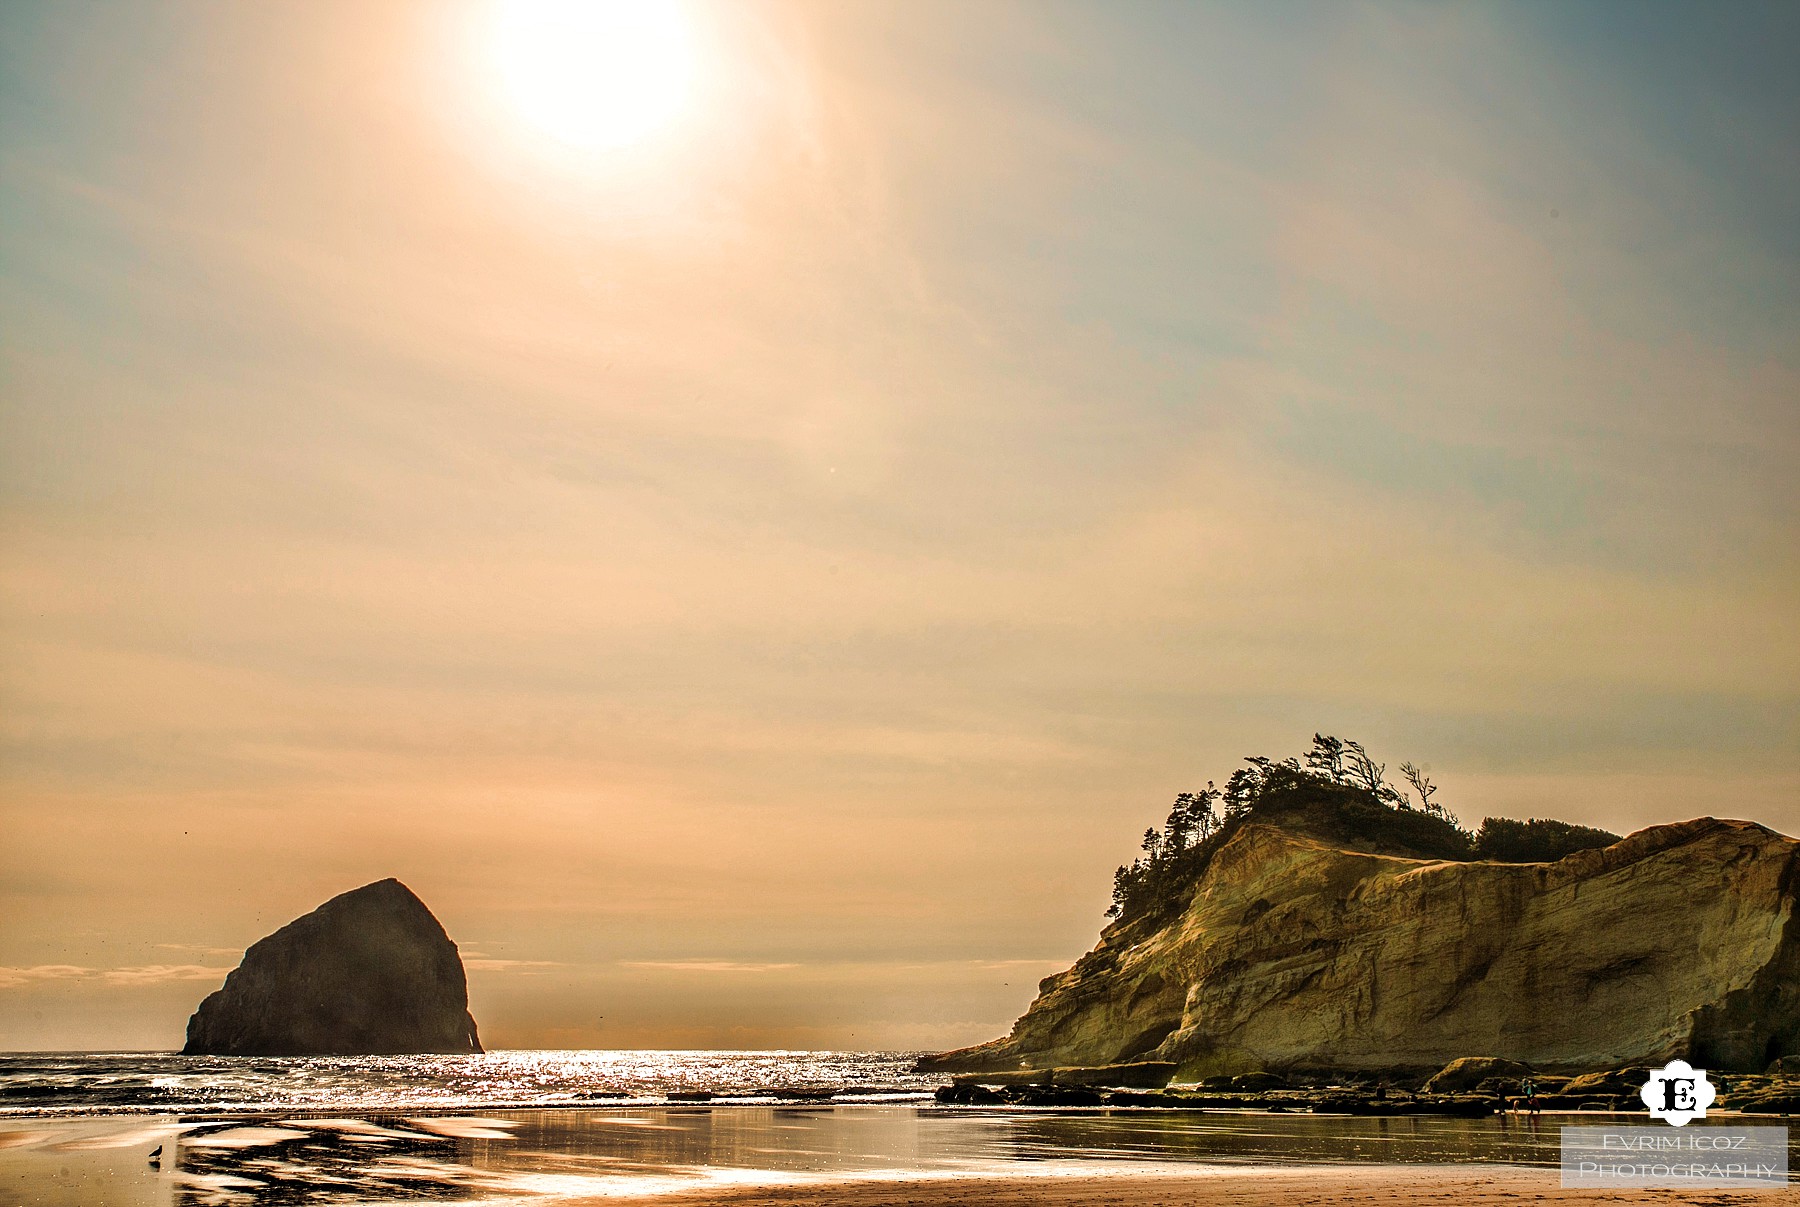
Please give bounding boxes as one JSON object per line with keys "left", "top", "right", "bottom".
{"left": 1304, "top": 734, "right": 1347, "bottom": 783}
{"left": 1108, "top": 736, "right": 1473, "bottom": 921}
{"left": 1223, "top": 756, "right": 1294, "bottom": 819}
{"left": 1345, "top": 739, "right": 1407, "bottom": 809}
{"left": 1399, "top": 761, "right": 1459, "bottom": 824}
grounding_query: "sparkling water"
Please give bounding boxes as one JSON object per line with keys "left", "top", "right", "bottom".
{"left": 0, "top": 1050, "right": 937, "bottom": 1117}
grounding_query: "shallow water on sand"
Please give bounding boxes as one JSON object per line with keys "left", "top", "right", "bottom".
{"left": 2, "top": 1104, "right": 1606, "bottom": 1206}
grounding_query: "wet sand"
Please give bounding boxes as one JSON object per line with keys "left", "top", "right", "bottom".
{"left": 560, "top": 1165, "right": 1779, "bottom": 1206}
{"left": 4, "top": 1110, "right": 1786, "bottom": 1205}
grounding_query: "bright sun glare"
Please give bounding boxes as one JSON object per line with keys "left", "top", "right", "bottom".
{"left": 487, "top": 0, "right": 697, "bottom": 152}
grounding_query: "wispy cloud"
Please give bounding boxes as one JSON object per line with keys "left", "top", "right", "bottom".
{"left": 0, "top": 965, "right": 90, "bottom": 989}
{"left": 0, "top": 964, "right": 231, "bottom": 989}
{"left": 968, "top": 959, "right": 1069, "bottom": 973}
{"left": 619, "top": 960, "right": 801, "bottom": 974}
{"left": 611, "top": 957, "right": 1062, "bottom": 976}
{"left": 154, "top": 943, "right": 244, "bottom": 959}
{"left": 461, "top": 957, "right": 563, "bottom": 973}
{"left": 100, "top": 964, "right": 234, "bottom": 986}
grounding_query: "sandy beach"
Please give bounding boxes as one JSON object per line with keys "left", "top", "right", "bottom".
{"left": 12, "top": 1105, "right": 1792, "bottom": 1205}
{"left": 564, "top": 1165, "right": 1782, "bottom": 1207}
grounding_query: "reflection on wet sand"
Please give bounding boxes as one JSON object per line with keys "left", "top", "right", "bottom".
{"left": 0, "top": 1105, "right": 1634, "bottom": 1206}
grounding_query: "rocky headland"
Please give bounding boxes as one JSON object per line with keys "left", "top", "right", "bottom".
{"left": 183, "top": 877, "right": 483, "bottom": 1056}
{"left": 921, "top": 738, "right": 1800, "bottom": 1107}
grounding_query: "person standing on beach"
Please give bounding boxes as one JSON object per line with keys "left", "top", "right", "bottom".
{"left": 1521, "top": 1077, "right": 1539, "bottom": 1118}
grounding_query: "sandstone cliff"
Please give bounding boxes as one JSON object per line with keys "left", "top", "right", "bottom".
{"left": 183, "top": 878, "right": 483, "bottom": 1056}
{"left": 924, "top": 818, "right": 1799, "bottom": 1077}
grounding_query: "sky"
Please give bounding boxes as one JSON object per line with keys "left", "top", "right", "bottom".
{"left": 1, "top": 0, "right": 1796, "bottom": 1052}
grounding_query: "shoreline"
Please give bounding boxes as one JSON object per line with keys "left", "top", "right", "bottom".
{"left": 3, "top": 1115, "right": 1785, "bottom": 1207}
{"left": 5, "top": 1110, "right": 1788, "bottom": 1205}
{"left": 544, "top": 1165, "right": 1772, "bottom": 1207}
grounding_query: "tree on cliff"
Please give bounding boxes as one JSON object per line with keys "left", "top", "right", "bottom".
{"left": 1304, "top": 734, "right": 1347, "bottom": 782}
{"left": 1110, "top": 787, "right": 1220, "bottom": 918}
{"left": 1400, "top": 761, "right": 1438, "bottom": 812}
{"left": 1107, "top": 736, "right": 1624, "bottom": 922}
{"left": 1110, "top": 736, "right": 1463, "bottom": 920}
{"left": 1471, "top": 816, "right": 1621, "bottom": 862}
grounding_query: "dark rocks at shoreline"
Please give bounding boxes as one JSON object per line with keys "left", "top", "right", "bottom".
{"left": 934, "top": 1058, "right": 1800, "bottom": 1117}
{"left": 182, "top": 878, "right": 482, "bottom": 1056}
{"left": 933, "top": 1081, "right": 1505, "bottom": 1115}
{"left": 1719, "top": 1072, "right": 1800, "bottom": 1115}
{"left": 1422, "top": 1057, "right": 1533, "bottom": 1094}
{"left": 1229, "top": 1070, "right": 1289, "bottom": 1091}
{"left": 948, "top": 1061, "right": 1177, "bottom": 1091}
{"left": 935, "top": 1083, "right": 1103, "bottom": 1107}
{"left": 951, "top": 1069, "right": 1048, "bottom": 1088}
{"left": 1736, "top": 1092, "right": 1800, "bottom": 1114}
{"left": 1559, "top": 1068, "right": 1644, "bottom": 1096}
{"left": 1054, "top": 1061, "right": 1178, "bottom": 1087}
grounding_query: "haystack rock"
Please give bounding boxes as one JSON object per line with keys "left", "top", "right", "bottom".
{"left": 922, "top": 818, "right": 1800, "bottom": 1078}
{"left": 183, "top": 878, "right": 482, "bottom": 1056}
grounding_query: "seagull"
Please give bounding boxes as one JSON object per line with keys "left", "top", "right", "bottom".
{"left": 148, "top": 1144, "right": 162, "bottom": 1167}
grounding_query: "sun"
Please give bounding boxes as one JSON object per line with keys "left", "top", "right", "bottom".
{"left": 485, "top": 0, "right": 697, "bottom": 153}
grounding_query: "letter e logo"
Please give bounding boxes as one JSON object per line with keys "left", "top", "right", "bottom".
{"left": 1641, "top": 1060, "right": 1715, "bottom": 1126}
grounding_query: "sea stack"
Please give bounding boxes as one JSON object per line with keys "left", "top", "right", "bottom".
{"left": 922, "top": 817, "right": 1800, "bottom": 1078}
{"left": 183, "top": 878, "right": 483, "bottom": 1056}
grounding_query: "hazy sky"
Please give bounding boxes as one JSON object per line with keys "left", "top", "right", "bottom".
{"left": 2, "top": 0, "right": 1796, "bottom": 1052}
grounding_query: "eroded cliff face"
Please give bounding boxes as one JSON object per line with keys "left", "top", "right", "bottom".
{"left": 926, "top": 818, "right": 1800, "bottom": 1077}
{"left": 183, "top": 878, "right": 483, "bottom": 1056}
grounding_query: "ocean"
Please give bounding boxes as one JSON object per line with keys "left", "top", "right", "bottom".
{"left": 0, "top": 1050, "right": 937, "bottom": 1118}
